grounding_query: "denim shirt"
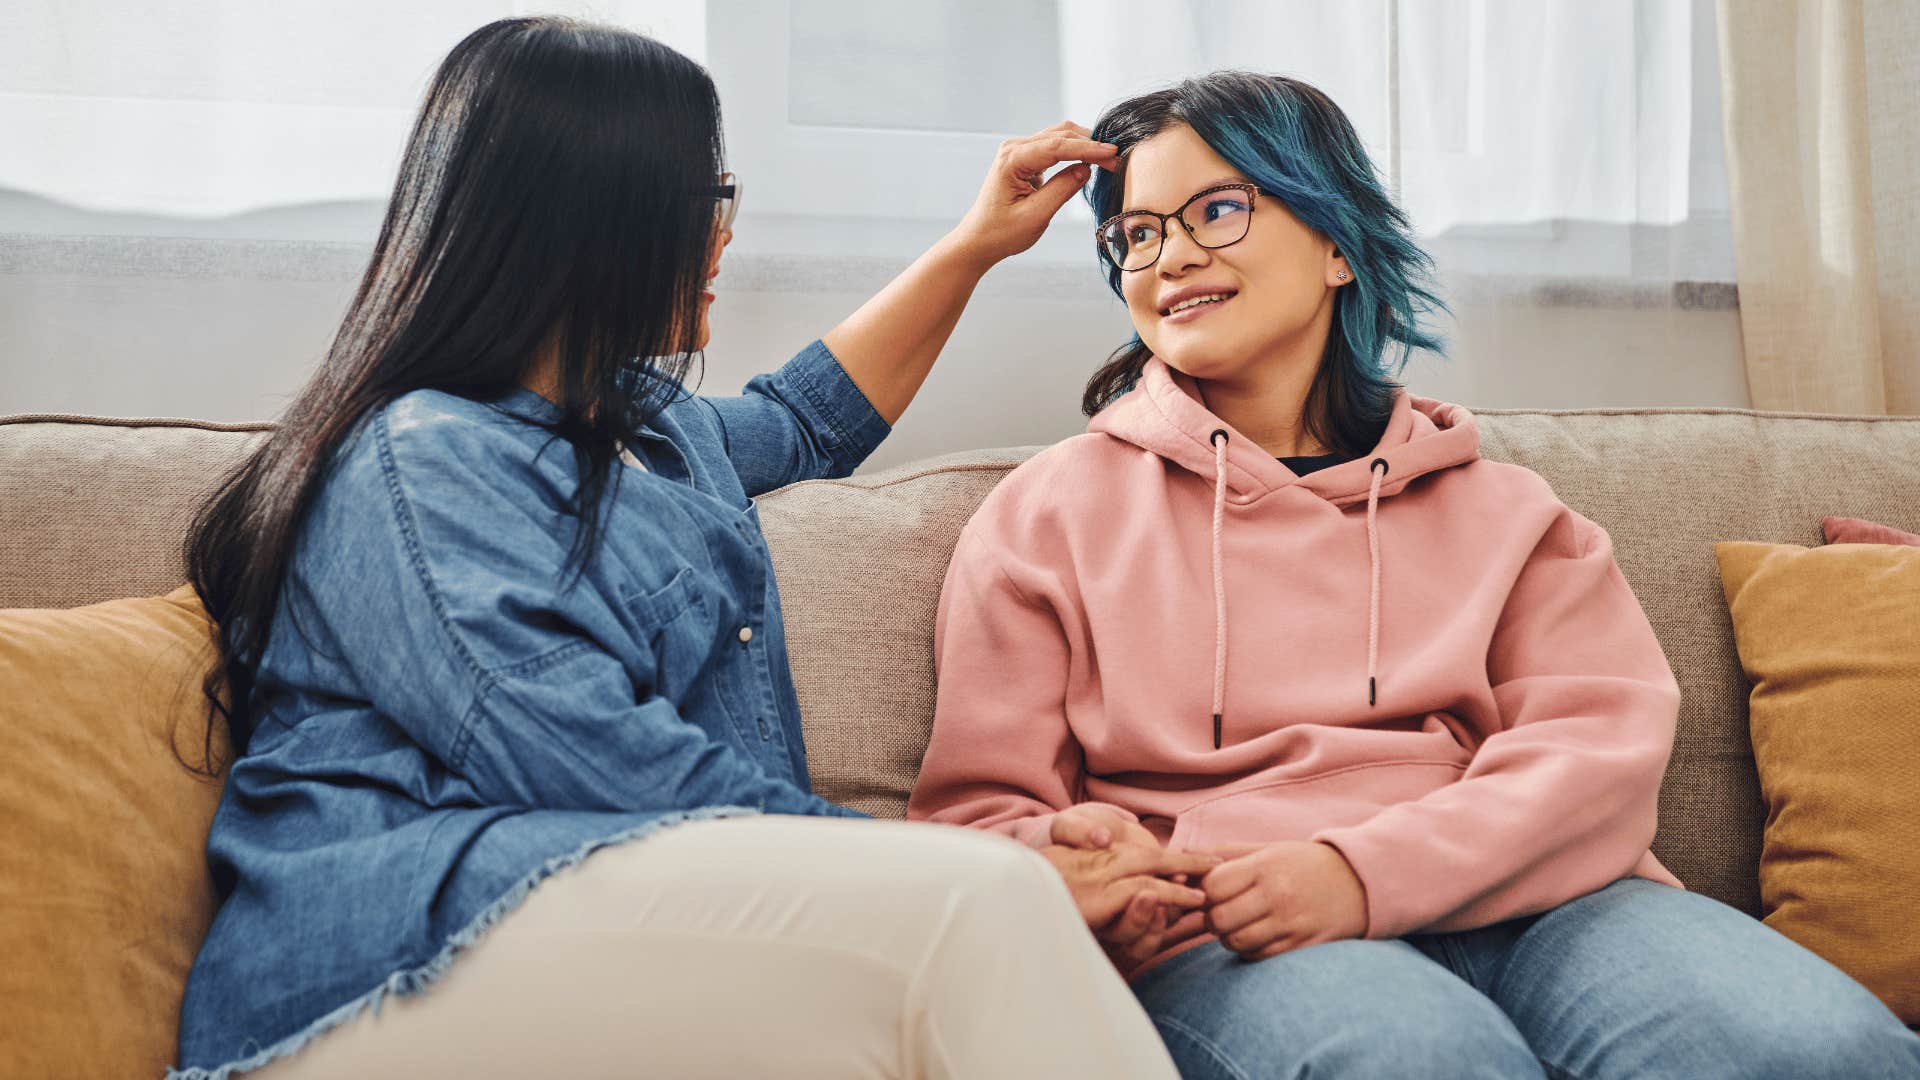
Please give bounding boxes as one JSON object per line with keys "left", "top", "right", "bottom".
{"left": 173, "top": 342, "right": 889, "bottom": 1077}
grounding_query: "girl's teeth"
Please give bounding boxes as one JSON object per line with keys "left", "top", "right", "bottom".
{"left": 1173, "top": 295, "right": 1226, "bottom": 313}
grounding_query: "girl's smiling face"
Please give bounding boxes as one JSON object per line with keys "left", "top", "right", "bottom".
{"left": 1116, "top": 124, "right": 1350, "bottom": 387}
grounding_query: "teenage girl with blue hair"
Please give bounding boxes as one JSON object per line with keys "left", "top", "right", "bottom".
{"left": 910, "top": 71, "right": 1920, "bottom": 1079}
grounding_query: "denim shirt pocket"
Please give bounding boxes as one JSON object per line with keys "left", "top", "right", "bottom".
{"left": 621, "top": 566, "right": 710, "bottom": 701}
{"left": 619, "top": 565, "right": 760, "bottom": 752}
{"left": 625, "top": 565, "right": 704, "bottom": 626}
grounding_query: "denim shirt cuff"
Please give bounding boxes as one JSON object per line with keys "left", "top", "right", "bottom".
{"left": 776, "top": 339, "right": 892, "bottom": 473}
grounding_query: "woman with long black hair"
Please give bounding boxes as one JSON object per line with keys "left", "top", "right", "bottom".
{"left": 171, "top": 18, "right": 1208, "bottom": 1078}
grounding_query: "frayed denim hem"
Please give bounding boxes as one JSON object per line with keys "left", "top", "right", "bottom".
{"left": 167, "top": 804, "right": 763, "bottom": 1080}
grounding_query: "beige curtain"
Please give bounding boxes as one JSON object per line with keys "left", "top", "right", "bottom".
{"left": 1716, "top": 0, "right": 1919, "bottom": 414}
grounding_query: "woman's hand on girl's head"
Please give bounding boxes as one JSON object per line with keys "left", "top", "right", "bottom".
{"left": 1201, "top": 841, "right": 1370, "bottom": 961}
{"left": 949, "top": 121, "right": 1120, "bottom": 271}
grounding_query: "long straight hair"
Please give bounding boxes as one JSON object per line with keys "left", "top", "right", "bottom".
{"left": 1083, "top": 72, "right": 1447, "bottom": 457}
{"left": 183, "top": 18, "right": 723, "bottom": 768}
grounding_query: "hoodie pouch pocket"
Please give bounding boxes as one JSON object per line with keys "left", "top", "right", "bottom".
{"left": 1169, "top": 758, "right": 1468, "bottom": 853}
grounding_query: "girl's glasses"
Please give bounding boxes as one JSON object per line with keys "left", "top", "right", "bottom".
{"left": 1097, "top": 183, "right": 1265, "bottom": 272}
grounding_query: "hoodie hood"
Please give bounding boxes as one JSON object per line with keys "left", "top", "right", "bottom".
{"left": 1089, "top": 357, "right": 1482, "bottom": 742}
{"left": 1088, "top": 357, "right": 1481, "bottom": 506}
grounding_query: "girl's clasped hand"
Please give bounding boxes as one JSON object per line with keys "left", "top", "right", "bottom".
{"left": 1043, "top": 803, "right": 1368, "bottom": 972}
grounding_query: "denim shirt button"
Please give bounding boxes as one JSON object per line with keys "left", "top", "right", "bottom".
{"left": 737, "top": 625, "right": 754, "bottom": 644}
{"left": 757, "top": 718, "right": 771, "bottom": 739}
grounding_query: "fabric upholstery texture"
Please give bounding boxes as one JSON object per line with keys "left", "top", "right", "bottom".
{"left": 0, "top": 586, "right": 228, "bottom": 1078}
{"left": 1715, "top": 540, "right": 1920, "bottom": 1023}
{"left": 763, "top": 408, "right": 1920, "bottom": 918}
{"left": 4, "top": 404, "right": 1919, "bottom": 927}
{"left": 0, "top": 415, "right": 271, "bottom": 610}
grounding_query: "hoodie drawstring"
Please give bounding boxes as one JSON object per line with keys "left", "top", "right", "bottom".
{"left": 1209, "top": 429, "right": 1229, "bottom": 749}
{"left": 1207, "top": 437, "right": 1390, "bottom": 748}
{"left": 1366, "top": 457, "right": 1389, "bottom": 707}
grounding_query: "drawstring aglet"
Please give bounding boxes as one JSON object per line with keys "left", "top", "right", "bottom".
{"left": 1369, "top": 677, "right": 1377, "bottom": 706}
{"left": 1212, "top": 713, "right": 1222, "bottom": 749}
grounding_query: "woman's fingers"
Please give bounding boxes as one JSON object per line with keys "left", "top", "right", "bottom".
{"left": 1158, "top": 908, "right": 1211, "bottom": 952}
{"left": 1079, "top": 836, "right": 1221, "bottom": 890}
{"left": 1100, "top": 892, "right": 1161, "bottom": 947}
{"left": 1100, "top": 840, "right": 1171, "bottom": 879}
{"left": 1117, "top": 875, "right": 1209, "bottom": 911}
{"left": 1018, "top": 120, "right": 1096, "bottom": 142}
{"left": 952, "top": 122, "right": 1113, "bottom": 265}
{"left": 1023, "top": 162, "right": 1092, "bottom": 215}
{"left": 1045, "top": 846, "right": 1202, "bottom": 928}
{"left": 1152, "top": 847, "right": 1224, "bottom": 880}
{"left": 1004, "top": 135, "right": 1119, "bottom": 180}
{"left": 1120, "top": 906, "right": 1172, "bottom": 966}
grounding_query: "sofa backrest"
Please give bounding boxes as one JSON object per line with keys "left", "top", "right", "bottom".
{"left": 1, "top": 415, "right": 273, "bottom": 609}
{"left": 7, "top": 406, "right": 1920, "bottom": 917}
{"left": 757, "top": 407, "right": 1920, "bottom": 920}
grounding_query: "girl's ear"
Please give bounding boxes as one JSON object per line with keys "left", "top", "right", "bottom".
{"left": 1327, "top": 248, "right": 1352, "bottom": 288}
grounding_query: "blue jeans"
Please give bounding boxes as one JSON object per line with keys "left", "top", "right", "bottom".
{"left": 1132, "top": 879, "right": 1920, "bottom": 1079}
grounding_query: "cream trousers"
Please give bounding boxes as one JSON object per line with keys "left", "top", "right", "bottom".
{"left": 254, "top": 815, "right": 1178, "bottom": 1079}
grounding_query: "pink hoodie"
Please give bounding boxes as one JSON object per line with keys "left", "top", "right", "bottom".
{"left": 907, "top": 358, "right": 1682, "bottom": 947}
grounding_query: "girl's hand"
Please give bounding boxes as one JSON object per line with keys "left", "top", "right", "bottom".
{"left": 948, "top": 121, "right": 1120, "bottom": 270}
{"left": 1202, "top": 841, "right": 1370, "bottom": 960}
{"left": 1049, "top": 802, "right": 1154, "bottom": 851}
{"left": 1038, "top": 839, "right": 1218, "bottom": 933}
{"left": 1041, "top": 804, "right": 1219, "bottom": 972}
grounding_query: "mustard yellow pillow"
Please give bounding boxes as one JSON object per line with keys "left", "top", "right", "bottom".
{"left": 0, "top": 587, "right": 229, "bottom": 1078}
{"left": 1715, "top": 541, "right": 1920, "bottom": 1024}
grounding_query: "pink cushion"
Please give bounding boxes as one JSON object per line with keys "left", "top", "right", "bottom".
{"left": 1822, "top": 516, "right": 1920, "bottom": 546}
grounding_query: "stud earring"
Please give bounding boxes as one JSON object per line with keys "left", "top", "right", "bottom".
{"left": 1336, "top": 269, "right": 1349, "bottom": 280}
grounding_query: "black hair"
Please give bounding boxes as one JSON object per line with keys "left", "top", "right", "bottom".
{"left": 183, "top": 17, "right": 724, "bottom": 767}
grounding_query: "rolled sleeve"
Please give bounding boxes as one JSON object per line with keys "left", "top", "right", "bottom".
{"left": 702, "top": 339, "right": 892, "bottom": 497}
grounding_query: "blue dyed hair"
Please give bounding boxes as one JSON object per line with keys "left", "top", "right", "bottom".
{"left": 1083, "top": 71, "right": 1447, "bottom": 456}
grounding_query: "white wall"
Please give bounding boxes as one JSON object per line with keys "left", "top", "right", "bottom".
{"left": 0, "top": 235, "right": 1748, "bottom": 474}
{"left": 699, "top": 280, "right": 1750, "bottom": 473}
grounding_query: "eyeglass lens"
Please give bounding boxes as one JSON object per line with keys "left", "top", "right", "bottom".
{"left": 1100, "top": 187, "right": 1254, "bottom": 271}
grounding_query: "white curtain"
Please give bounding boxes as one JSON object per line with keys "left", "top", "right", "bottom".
{"left": 1059, "top": 0, "right": 1696, "bottom": 237}
{"left": 8, "top": 0, "right": 1702, "bottom": 237}
{"left": 0, "top": 0, "right": 704, "bottom": 216}
{"left": 1716, "top": 0, "right": 1920, "bottom": 415}
{"left": 1052, "top": 0, "right": 1741, "bottom": 411}
{"left": 2, "top": 0, "right": 1753, "bottom": 425}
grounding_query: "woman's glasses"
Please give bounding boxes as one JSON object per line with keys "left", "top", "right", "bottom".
{"left": 707, "top": 171, "right": 741, "bottom": 231}
{"left": 1096, "top": 182, "right": 1265, "bottom": 272}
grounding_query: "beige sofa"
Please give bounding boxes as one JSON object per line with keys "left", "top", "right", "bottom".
{"left": 3, "top": 402, "right": 1919, "bottom": 1030}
